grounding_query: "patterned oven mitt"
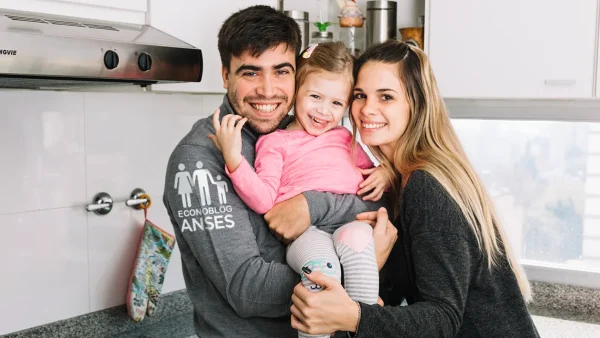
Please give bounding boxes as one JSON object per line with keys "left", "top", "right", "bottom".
{"left": 127, "top": 197, "right": 176, "bottom": 322}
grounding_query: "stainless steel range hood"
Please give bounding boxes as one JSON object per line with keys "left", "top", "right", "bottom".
{"left": 0, "top": 9, "right": 202, "bottom": 89}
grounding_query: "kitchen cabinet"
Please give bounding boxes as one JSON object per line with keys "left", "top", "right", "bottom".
{"left": 0, "top": 0, "right": 147, "bottom": 24}
{"left": 149, "top": 0, "right": 278, "bottom": 94}
{"left": 426, "top": 0, "right": 597, "bottom": 98}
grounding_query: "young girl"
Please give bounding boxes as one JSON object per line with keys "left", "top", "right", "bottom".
{"left": 210, "top": 42, "right": 388, "bottom": 338}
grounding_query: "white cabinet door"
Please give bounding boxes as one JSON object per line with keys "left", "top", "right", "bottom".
{"left": 0, "top": 0, "right": 147, "bottom": 24}
{"left": 149, "top": 0, "right": 278, "bottom": 93}
{"left": 427, "top": 0, "right": 597, "bottom": 98}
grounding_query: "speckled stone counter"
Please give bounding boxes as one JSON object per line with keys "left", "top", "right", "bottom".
{"left": 5, "top": 281, "right": 599, "bottom": 337}
{"left": 3, "top": 291, "right": 195, "bottom": 338}
{"left": 530, "top": 281, "right": 600, "bottom": 325}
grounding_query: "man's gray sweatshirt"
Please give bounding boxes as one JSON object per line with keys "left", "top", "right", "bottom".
{"left": 163, "top": 96, "right": 380, "bottom": 338}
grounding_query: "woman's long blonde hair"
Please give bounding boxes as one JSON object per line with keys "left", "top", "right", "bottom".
{"left": 351, "top": 40, "right": 531, "bottom": 302}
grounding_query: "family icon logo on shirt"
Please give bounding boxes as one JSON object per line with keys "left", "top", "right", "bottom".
{"left": 174, "top": 161, "right": 229, "bottom": 207}
{"left": 174, "top": 161, "right": 235, "bottom": 232}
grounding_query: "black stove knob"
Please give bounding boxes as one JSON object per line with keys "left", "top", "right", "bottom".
{"left": 138, "top": 53, "right": 152, "bottom": 72}
{"left": 104, "top": 50, "right": 119, "bottom": 70}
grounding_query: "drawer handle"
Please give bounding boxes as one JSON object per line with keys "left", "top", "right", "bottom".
{"left": 544, "top": 79, "right": 576, "bottom": 86}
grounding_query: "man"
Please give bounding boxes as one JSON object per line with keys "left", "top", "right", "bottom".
{"left": 163, "top": 5, "right": 378, "bottom": 337}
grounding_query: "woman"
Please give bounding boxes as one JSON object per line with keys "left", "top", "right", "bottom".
{"left": 289, "top": 40, "right": 540, "bottom": 337}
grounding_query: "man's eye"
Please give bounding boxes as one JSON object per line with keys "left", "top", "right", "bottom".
{"left": 243, "top": 72, "right": 257, "bottom": 77}
{"left": 276, "top": 70, "right": 290, "bottom": 75}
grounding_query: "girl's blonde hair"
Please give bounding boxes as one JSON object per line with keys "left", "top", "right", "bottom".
{"left": 351, "top": 40, "right": 531, "bottom": 302}
{"left": 295, "top": 42, "right": 354, "bottom": 102}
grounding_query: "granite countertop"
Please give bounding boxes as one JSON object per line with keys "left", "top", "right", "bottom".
{"left": 5, "top": 281, "right": 600, "bottom": 338}
{"left": 111, "top": 315, "right": 600, "bottom": 338}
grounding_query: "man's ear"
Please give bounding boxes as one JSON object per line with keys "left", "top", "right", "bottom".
{"left": 222, "top": 65, "right": 229, "bottom": 90}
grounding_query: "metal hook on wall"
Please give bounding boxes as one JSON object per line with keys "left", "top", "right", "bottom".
{"left": 86, "top": 192, "right": 113, "bottom": 215}
{"left": 86, "top": 188, "right": 151, "bottom": 216}
{"left": 126, "top": 188, "right": 151, "bottom": 210}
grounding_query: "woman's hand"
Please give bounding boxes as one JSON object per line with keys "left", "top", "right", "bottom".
{"left": 208, "top": 108, "right": 247, "bottom": 172}
{"left": 291, "top": 271, "right": 360, "bottom": 335}
{"left": 357, "top": 167, "right": 389, "bottom": 201}
{"left": 356, "top": 207, "right": 398, "bottom": 270}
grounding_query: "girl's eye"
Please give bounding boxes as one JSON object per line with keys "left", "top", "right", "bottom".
{"left": 333, "top": 101, "right": 344, "bottom": 107}
{"left": 311, "top": 94, "right": 320, "bottom": 99}
{"left": 327, "top": 262, "right": 333, "bottom": 269}
{"left": 353, "top": 93, "right": 365, "bottom": 100}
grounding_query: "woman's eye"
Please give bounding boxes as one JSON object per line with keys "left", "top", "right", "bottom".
{"left": 310, "top": 94, "right": 320, "bottom": 99}
{"left": 381, "top": 94, "right": 393, "bottom": 101}
{"left": 353, "top": 93, "right": 365, "bottom": 100}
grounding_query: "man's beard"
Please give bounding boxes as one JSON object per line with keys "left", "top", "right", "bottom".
{"left": 227, "top": 90, "right": 290, "bottom": 134}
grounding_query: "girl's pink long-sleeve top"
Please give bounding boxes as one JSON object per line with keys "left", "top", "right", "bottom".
{"left": 226, "top": 127, "right": 374, "bottom": 214}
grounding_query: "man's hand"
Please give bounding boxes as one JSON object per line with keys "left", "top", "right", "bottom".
{"left": 265, "top": 194, "right": 311, "bottom": 244}
{"left": 208, "top": 108, "right": 247, "bottom": 173}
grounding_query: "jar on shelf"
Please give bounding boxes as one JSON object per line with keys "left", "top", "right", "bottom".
{"left": 338, "top": 0, "right": 365, "bottom": 56}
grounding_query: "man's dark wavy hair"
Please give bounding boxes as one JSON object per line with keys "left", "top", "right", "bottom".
{"left": 218, "top": 5, "right": 302, "bottom": 71}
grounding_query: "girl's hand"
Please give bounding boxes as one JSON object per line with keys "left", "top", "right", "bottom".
{"left": 357, "top": 166, "right": 389, "bottom": 201}
{"left": 356, "top": 207, "right": 397, "bottom": 270}
{"left": 291, "top": 271, "right": 360, "bottom": 335}
{"left": 208, "top": 108, "right": 247, "bottom": 172}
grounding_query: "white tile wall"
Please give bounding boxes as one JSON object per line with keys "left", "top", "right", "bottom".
{"left": 0, "top": 91, "right": 86, "bottom": 215}
{"left": 0, "top": 89, "right": 220, "bottom": 335}
{"left": 0, "top": 208, "right": 89, "bottom": 335}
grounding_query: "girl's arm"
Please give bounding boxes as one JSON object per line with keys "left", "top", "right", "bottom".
{"left": 227, "top": 133, "right": 287, "bottom": 214}
{"left": 353, "top": 142, "right": 389, "bottom": 201}
{"left": 208, "top": 109, "right": 247, "bottom": 172}
{"left": 209, "top": 109, "right": 285, "bottom": 214}
{"left": 354, "top": 142, "right": 375, "bottom": 170}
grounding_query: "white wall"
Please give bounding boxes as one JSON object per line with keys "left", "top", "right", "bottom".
{"left": 0, "top": 89, "right": 222, "bottom": 335}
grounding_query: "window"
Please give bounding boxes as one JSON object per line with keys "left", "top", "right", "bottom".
{"left": 452, "top": 119, "right": 599, "bottom": 275}
{"left": 343, "top": 114, "right": 600, "bottom": 287}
